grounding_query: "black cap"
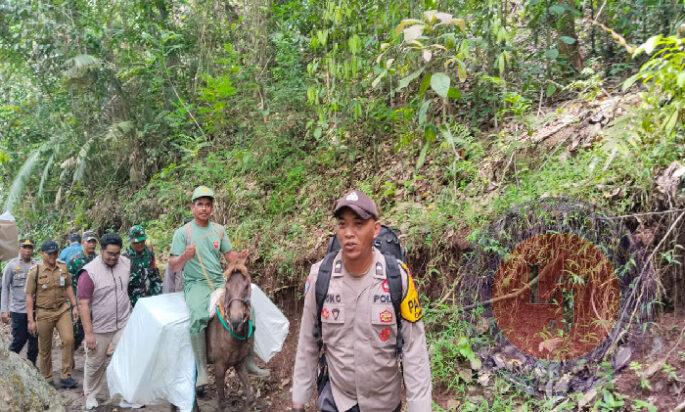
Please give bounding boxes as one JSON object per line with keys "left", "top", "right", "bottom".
{"left": 68, "top": 232, "right": 81, "bottom": 243}
{"left": 333, "top": 190, "right": 379, "bottom": 220}
{"left": 41, "top": 240, "right": 59, "bottom": 253}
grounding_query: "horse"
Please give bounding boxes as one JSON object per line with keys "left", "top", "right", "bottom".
{"left": 206, "top": 258, "right": 255, "bottom": 411}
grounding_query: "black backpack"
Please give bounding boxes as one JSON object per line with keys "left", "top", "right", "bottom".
{"left": 314, "top": 225, "right": 406, "bottom": 357}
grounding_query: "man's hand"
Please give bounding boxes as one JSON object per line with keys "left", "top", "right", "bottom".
{"left": 183, "top": 245, "right": 196, "bottom": 261}
{"left": 71, "top": 306, "right": 79, "bottom": 321}
{"left": 0, "top": 312, "right": 9, "bottom": 324}
{"left": 85, "top": 333, "right": 96, "bottom": 351}
{"left": 28, "top": 320, "right": 37, "bottom": 336}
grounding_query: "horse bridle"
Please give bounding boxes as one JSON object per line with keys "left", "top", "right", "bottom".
{"left": 222, "top": 273, "right": 253, "bottom": 340}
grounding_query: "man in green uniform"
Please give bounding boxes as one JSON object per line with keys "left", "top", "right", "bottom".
{"left": 67, "top": 230, "right": 98, "bottom": 350}
{"left": 168, "top": 186, "right": 267, "bottom": 393}
{"left": 123, "top": 225, "right": 162, "bottom": 307}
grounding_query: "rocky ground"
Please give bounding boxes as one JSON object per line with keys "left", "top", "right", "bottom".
{"left": 615, "top": 312, "right": 685, "bottom": 411}
{"left": 0, "top": 314, "right": 303, "bottom": 412}
{"left": 3, "top": 303, "right": 683, "bottom": 411}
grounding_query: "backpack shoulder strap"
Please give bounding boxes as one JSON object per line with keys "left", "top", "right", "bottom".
{"left": 383, "top": 254, "right": 404, "bottom": 357}
{"left": 32, "top": 264, "right": 40, "bottom": 316}
{"left": 35, "top": 264, "right": 40, "bottom": 293}
{"left": 183, "top": 221, "right": 193, "bottom": 246}
{"left": 314, "top": 251, "right": 338, "bottom": 350}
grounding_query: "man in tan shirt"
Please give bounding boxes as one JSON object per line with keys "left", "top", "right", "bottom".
{"left": 292, "top": 190, "right": 432, "bottom": 412}
{"left": 26, "top": 240, "right": 79, "bottom": 389}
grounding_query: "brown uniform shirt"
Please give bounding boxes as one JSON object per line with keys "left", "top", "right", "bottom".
{"left": 25, "top": 262, "right": 71, "bottom": 320}
{"left": 292, "top": 248, "right": 432, "bottom": 411}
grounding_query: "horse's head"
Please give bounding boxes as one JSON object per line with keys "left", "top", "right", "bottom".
{"left": 222, "top": 257, "right": 252, "bottom": 335}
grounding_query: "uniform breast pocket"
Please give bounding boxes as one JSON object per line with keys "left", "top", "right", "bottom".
{"left": 371, "top": 304, "right": 396, "bottom": 326}
{"left": 37, "top": 274, "right": 51, "bottom": 290}
{"left": 14, "top": 273, "right": 26, "bottom": 288}
{"left": 371, "top": 304, "right": 397, "bottom": 347}
{"left": 321, "top": 304, "right": 345, "bottom": 343}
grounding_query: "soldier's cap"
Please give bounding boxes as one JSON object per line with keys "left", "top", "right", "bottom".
{"left": 41, "top": 240, "right": 59, "bottom": 254}
{"left": 68, "top": 232, "right": 81, "bottom": 243}
{"left": 83, "top": 230, "right": 98, "bottom": 242}
{"left": 19, "top": 238, "right": 35, "bottom": 248}
{"left": 192, "top": 185, "right": 215, "bottom": 202}
{"left": 129, "top": 225, "right": 147, "bottom": 243}
{"left": 333, "top": 190, "right": 379, "bottom": 220}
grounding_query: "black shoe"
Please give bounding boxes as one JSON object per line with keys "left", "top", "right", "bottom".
{"left": 60, "top": 377, "right": 78, "bottom": 389}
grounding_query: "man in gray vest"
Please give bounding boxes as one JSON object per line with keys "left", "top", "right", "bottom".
{"left": 76, "top": 233, "right": 131, "bottom": 410}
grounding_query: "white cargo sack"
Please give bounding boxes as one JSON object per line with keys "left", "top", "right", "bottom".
{"left": 107, "top": 293, "right": 195, "bottom": 411}
{"left": 250, "top": 284, "right": 290, "bottom": 363}
{"left": 107, "top": 285, "right": 289, "bottom": 409}
{"left": 0, "top": 211, "right": 18, "bottom": 261}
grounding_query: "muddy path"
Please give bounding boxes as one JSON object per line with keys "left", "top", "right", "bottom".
{"left": 2, "top": 291, "right": 306, "bottom": 412}
{"left": 57, "top": 318, "right": 302, "bottom": 411}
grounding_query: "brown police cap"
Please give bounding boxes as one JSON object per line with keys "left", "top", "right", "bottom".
{"left": 20, "top": 238, "right": 35, "bottom": 248}
{"left": 333, "top": 190, "right": 379, "bottom": 220}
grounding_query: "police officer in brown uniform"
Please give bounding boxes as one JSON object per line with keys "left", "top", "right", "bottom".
{"left": 292, "top": 190, "right": 432, "bottom": 412}
{"left": 25, "top": 240, "right": 79, "bottom": 389}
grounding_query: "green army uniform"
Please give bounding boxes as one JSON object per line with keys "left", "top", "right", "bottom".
{"left": 170, "top": 186, "right": 235, "bottom": 388}
{"left": 67, "top": 251, "right": 97, "bottom": 294}
{"left": 67, "top": 250, "right": 96, "bottom": 349}
{"left": 124, "top": 225, "right": 162, "bottom": 307}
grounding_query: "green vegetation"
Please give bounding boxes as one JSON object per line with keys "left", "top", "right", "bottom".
{"left": 2, "top": 0, "right": 685, "bottom": 409}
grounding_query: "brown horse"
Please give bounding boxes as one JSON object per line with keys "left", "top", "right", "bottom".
{"left": 206, "top": 258, "right": 255, "bottom": 411}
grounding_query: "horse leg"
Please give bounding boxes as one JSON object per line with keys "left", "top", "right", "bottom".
{"left": 214, "top": 361, "right": 227, "bottom": 411}
{"left": 236, "top": 361, "right": 254, "bottom": 406}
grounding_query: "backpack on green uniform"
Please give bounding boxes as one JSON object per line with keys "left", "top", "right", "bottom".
{"left": 162, "top": 221, "right": 225, "bottom": 293}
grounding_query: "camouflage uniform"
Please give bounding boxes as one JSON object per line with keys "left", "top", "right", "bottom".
{"left": 123, "top": 245, "right": 162, "bottom": 307}
{"left": 67, "top": 251, "right": 97, "bottom": 295}
{"left": 67, "top": 250, "right": 97, "bottom": 350}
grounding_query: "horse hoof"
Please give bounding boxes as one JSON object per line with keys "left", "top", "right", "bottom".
{"left": 196, "top": 385, "right": 207, "bottom": 398}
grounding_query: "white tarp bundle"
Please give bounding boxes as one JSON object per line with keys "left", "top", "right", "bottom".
{"left": 107, "top": 293, "right": 196, "bottom": 411}
{"left": 107, "top": 285, "right": 289, "bottom": 410}
{"left": 0, "top": 211, "right": 18, "bottom": 261}
{"left": 250, "top": 283, "right": 290, "bottom": 362}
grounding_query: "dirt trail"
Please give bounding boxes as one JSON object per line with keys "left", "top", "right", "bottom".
{"left": 2, "top": 304, "right": 304, "bottom": 411}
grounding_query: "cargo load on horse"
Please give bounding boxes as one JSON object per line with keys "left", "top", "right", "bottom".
{"left": 107, "top": 278, "right": 289, "bottom": 411}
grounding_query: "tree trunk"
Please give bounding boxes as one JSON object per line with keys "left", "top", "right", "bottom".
{"left": 556, "top": 0, "right": 583, "bottom": 71}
